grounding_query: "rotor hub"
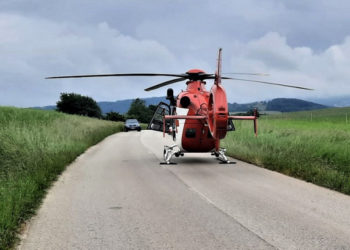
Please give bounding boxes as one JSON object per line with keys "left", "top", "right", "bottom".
{"left": 185, "top": 69, "right": 211, "bottom": 81}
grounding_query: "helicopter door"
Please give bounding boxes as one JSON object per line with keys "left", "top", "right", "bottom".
{"left": 147, "top": 102, "right": 171, "bottom": 132}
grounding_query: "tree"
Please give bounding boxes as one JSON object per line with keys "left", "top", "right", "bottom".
{"left": 105, "top": 111, "right": 125, "bottom": 122}
{"left": 126, "top": 98, "right": 154, "bottom": 123}
{"left": 56, "top": 93, "right": 102, "bottom": 118}
{"left": 148, "top": 104, "right": 157, "bottom": 114}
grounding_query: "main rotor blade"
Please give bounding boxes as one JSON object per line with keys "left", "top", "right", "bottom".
{"left": 206, "top": 76, "right": 234, "bottom": 80}
{"left": 46, "top": 73, "right": 186, "bottom": 79}
{"left": 144, "top": 77, "right": 186, "bottom": 91}
{"left": 224, "top": 77, "right": 313, "bottom": 90}
{"left": 223, "top": 73, "right": 269, "bottom": 76}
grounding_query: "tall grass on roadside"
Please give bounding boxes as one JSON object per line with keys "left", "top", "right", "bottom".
{"left": 223, "top": 107, "right": 350, "bottom": 195}
{"left": 0, "top": 107, "right": 123, "bottom": 249}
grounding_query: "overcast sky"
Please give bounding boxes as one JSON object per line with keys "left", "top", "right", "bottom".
{"left": 1, "top": 0, "right": 350, "bottom": 107}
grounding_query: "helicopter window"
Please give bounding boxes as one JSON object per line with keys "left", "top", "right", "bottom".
{"left": 185, "top": 128, "right": 196, "bottom": 138}
{"left": 147, "top": 102, "right": 170, "bottom": 132}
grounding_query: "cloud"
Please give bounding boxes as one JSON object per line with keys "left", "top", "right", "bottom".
{"left": 3, "top": 0, "right": 350, "bottom": 51}
{"left": 1, "top": 1, "right": 350, "bottom": 106}
{"left": 223, "top": 32, "right": 350, "bottom": 102}
{"left": 0, "top": 14, "right": 178, "bottom": 106}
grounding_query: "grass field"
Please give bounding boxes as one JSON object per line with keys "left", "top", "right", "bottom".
{"left": 0, "top": 107, "right": 123, "bottom": 249}
{"left": 223, "top": 107, "right": 350, "bottom": 195}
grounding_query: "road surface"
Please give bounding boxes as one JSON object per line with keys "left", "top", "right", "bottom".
{"left": 19, "top": 131, "right": 350, "bottom": 249}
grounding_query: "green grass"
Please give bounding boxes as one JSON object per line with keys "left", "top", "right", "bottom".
{"left": 0, "top": 107, "right": 123, "bottom": 249}
{"left": 141, "top": 123, "right": 148, "bottom": 130}
{"left": 223, "top": 107, "right": 350, "bottom": 195}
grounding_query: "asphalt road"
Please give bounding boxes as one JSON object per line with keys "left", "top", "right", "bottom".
{"left": 19, "top": 131, "right": 350, "bottom": 250}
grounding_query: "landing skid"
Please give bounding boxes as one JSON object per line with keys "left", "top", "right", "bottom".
{"left": 219, "top": 161, "right": 236, "bottom": 165}
{"left": 212, "top": 148, "right": 235, "bottom": 164}
{"left": 161, "top": 145, "right": 182, "bottom": 165}
{"left": 161, "top": 146, "right": 234, "bottom": 165}
{"left": 160, "top": 162, "right": 177, "bottom": 165}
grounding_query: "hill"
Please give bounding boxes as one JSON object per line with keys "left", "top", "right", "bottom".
{"left": 33, "top": 96, "right": 167, "bottom": 114}
{"left": 265, "top": 98, "right": 327, "bottom": 112}
{"left": 99, "top": 96, "right": 166, "bottom": 114}
{"left": 34, "top": 97, "right": 328, "bottom": 114}
{"left": 229, "top": 98, "right": 327, "bottom": 112}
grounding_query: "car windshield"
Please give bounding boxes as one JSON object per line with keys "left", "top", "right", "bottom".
{"left": 126, "top": 119, "right": 139, "bottom": 125}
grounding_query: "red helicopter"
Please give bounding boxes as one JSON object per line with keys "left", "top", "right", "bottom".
{"left": 47, "top": 48, "right": 312, "bottom": 164}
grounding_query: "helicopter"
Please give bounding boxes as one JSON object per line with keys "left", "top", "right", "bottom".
{"left": 47, "top": 48, "right": 312, "bottom": 164}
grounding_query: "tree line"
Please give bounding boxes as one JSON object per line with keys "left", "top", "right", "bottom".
{"left": 56, "top": 93, "right": 156, "bottom": 123}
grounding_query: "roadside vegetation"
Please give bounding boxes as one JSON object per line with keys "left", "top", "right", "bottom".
{"left": 223, "top": 107, "right": 350, "bottom": 195}
{"left": 57, "top": 93, "right": 102, "bottom": 118}
{"left": 56, "top": 92, "right": 155, "bottom": 124}
{"left": 0, "top": 107, "right": 123, "bottom": 249}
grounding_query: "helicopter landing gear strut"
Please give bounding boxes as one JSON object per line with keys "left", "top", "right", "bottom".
{"left": 160, "top": 145, "right": 181, "bottom": 165}
{"left": 212, "top": 148, "right": 235, "bottom": 164}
